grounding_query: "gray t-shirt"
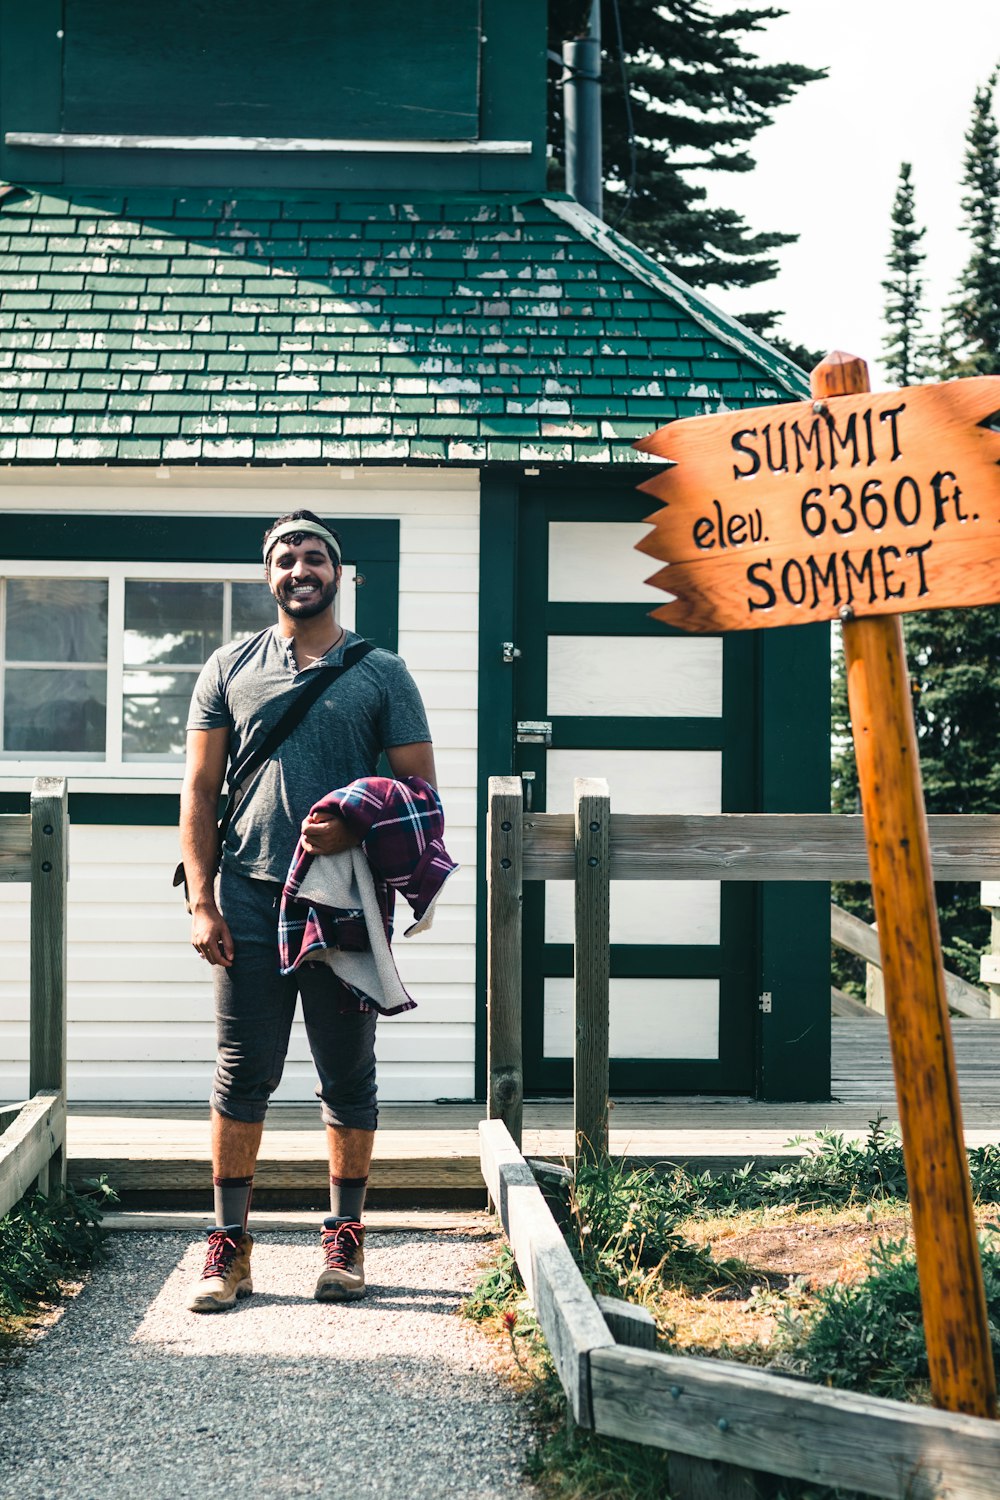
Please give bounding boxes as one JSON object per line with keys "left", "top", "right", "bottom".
{"left": 187, "top": 626, "right": 431, "bottom": 882}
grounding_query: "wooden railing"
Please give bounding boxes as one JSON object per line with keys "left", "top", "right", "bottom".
{"left": 832, "top": 899, "right": 993, "bottom": 1019}
{"left": 483, "top": 775, "right": 1000, "bottom": 1493}
{"left": 0, "top": 778, "right": 68, "bottom": 1217}
{"left": 486, "top": 775, "right": 1000, "bottom": 1156}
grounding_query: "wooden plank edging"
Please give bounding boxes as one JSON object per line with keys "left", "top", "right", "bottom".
{"left": 479, "top": 1118, "right": 614, "bottom": 1427}
{"left": 0, "top": 1091, "right": 66, "bottom": 1221}
{"left": 479, "top": 1118, "right": 1000, "bottom": 1498}
{"left": 590, "top": 1344, "right": 1000, "bottom": 1500}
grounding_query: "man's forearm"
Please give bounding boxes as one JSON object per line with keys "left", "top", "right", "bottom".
{"left": 179, "top": 786, "right": 223, "bottom": 909}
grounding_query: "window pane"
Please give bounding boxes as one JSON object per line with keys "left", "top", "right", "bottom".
{"left": 122, "top": 671, "right": 195, "bottom": 759}
{"left": 124, "top": 581, "right": 222, "bottom": 666}
{"left": 4, "top": 668, "right": 107, "bottom": 753}
{"left": 5, "top": 579, "right": 108, "bottom": 663}
{"left": 231, "top": 581, "right": 275, "bottom": 641}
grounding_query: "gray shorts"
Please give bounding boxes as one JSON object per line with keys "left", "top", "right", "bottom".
{"left": 211, "top": 866, "right": 378, "bottom": 1130}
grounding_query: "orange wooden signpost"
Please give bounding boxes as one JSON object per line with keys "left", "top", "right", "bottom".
{"left": 637, "top": 352, "right": 1000, "bottom": 1421}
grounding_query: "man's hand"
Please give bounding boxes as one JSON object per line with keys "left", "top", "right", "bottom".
{"left": 301, "top": 808, "right": 362, "bottom": 857}
{"left": 191, "top": 902, "right": 235, "bottom": 968}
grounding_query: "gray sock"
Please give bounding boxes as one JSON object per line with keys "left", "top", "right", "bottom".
{"left": 213, "top": 1175, "right": 254, "bottom": 1232}
{"left": 329, "top": 1174, "right": 368, "bottom": 1222}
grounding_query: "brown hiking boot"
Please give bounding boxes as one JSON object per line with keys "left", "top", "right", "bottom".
{"left": 315, "top": 1218, "right": 365, "bottom": 1302}
{"left": 187, "top": 1229, "right": 253, "bottom": 1313}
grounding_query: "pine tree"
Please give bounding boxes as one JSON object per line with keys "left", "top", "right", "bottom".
{"left": 547, "top": 0, "right": 824, "bottom": 297}
{"left": 947, "top": 69, "right": 1000, "bottom": 376}
{"left": 831, "top": 605, "right": 1000, "bottom": 990}
{"left": 881, "top": 162, "right": 929, "bottom": 386}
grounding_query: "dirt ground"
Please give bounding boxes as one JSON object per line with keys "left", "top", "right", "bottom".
{"left": 660, "top": 1206, "right": 918, "bottom": 1353}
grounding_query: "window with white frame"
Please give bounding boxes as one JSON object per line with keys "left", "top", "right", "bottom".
{"left": 0, "top": 561, "right": 355, "bottom": 778}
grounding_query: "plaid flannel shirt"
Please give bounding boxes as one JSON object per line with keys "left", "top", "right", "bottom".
{"left": 278, "top": 775, "right": 458, "bottom": 1013}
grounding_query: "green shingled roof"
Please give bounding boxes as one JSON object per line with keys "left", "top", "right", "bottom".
{"left": 0, "top": 188, "right": 808, "bottom": 465}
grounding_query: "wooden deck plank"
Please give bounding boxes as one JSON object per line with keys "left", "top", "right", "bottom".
{"left": 60, "top": 1021, "right": 1000, "bottom": 1194}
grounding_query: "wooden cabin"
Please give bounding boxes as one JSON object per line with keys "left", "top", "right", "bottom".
{"left": 0, "top": 1, "right": 829, "bottom": 1107}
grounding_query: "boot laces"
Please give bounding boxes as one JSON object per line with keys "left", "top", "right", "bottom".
{"left": 202, "top": 1229, "right": 239, "bottom": 1280}
{"left": 322, "top": 1221, "right": 361, "bottom": 1271}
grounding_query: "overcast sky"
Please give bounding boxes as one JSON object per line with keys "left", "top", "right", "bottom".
{"left": 696, "top": 1, "right": 1000, "bottom": 387}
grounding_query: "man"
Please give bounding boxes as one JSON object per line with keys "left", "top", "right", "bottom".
{"left": 179, "top": 509, "right": 435, "bottom": 1312}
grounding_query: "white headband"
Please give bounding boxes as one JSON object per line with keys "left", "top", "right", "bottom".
{"left": 264, "top": 520, "right": 341, "bottom": 564}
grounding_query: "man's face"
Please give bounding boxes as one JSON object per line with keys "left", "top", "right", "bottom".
{"left": 267, "top": 536, "right": 341, "bottom": 620}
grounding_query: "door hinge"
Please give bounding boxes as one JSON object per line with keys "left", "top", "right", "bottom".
{"left": 516, "top": 720, "right": 552, "bottom": 746}
{"left": 501, "top": 641, "right": 522, "bottom": 664}
{"left": 758, "top": 991, "right": 772, "bottom": 1014}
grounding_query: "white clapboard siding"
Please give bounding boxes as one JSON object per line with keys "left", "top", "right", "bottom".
{"left": 0, "top": 983, "right": 475, "bottom": 1028}
{"left": 0, "top": 470, "right": 480, "bottom": 1104}
{"left": 544, "top": 977, "right": 721, "bottom": 1061}
{"left": 548, "top": 521, "right": 663, "bottom": 604}
{"left": 0, "top": 1061, "right": 473, "bottom": 1104}
{"left": 547, "top": 636, "right": 723, "bottom": 719}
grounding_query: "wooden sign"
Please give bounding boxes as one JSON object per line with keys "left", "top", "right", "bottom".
{"left": 635, "top": 376, "right": 1000, "bottom": 632}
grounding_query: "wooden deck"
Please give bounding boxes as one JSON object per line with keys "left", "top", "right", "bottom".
{"left": 65, "top": 1020, "right": 1000, "bottom": 1204}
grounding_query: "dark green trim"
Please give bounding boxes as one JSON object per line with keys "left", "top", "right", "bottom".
{"left": 1, "top": 514, "right": 399, "bottom": 565}
{"left": 0, "top": 792, "right": 180, "bottom": 824}
{"left": 550, "top": 718, "right": 726, "bottom": 751}
{"left": 352, "top": 555, "right": 399, "bottom": 654}
{"left": 546, "top": 603, "right": 695, "bottom": 637}
{"left": 542, "top": 945, "right": 723, "bottom": 979}
{"left": 474, "top": 472, "right": 519, "bottom": 1101}
{"left": 755, "top": 622, "right": 832, "bottom": 1101}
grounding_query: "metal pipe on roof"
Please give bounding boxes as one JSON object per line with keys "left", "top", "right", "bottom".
{"left": 562, "top": 0, "right": 603, "bottom": 221}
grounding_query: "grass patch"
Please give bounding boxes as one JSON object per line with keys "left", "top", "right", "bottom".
{"left": 465, "top": 1122, "right": 1000, "bottom": 1499}
{"left": 0, "top": 1177, "right": 117, "bottom": 1350}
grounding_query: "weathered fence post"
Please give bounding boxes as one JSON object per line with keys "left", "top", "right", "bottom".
{"left": 487, "top": 776, "right": 524, "bottom": 1148}
{"left": 29, "top": 776, "right": 68, "bottom": 1191}
{"left": 574, "top": 776, "right": 610, "bottom": 1168}
{"left": 980, "top": 883, "right": 1000, "bottom": 1018}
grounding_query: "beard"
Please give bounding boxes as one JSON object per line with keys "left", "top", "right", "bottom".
{"left": 274, "top": 577, "right": 338, "bottom": 620}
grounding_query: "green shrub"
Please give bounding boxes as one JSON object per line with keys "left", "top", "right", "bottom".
{"left": 568, "top": 1155, "right": 744, "bottom": 1296}
{"left": 0, "top": 1178, "right": 116, "bottom": 1328}
{"left": 772, "top": 1233, "right": 1000, "bottom": 1401}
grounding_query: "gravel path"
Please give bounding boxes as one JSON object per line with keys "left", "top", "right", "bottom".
{"left": 0, "top": 1230, "right": 540, "bottom": 1499}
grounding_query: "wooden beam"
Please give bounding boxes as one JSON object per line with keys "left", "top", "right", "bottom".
{"left": 479, "top": 1118, "right": 614, "bottom": 1427}
{"left": 5, "top": 132, "right": 533, "bottom": 155}
{"left": 831, "top": 985, "right": 874, "bottom": 1018}
{"left": 0, "top": 1092, "right": 65, "bottom": 1220}
{"left": 522, "top": 812, "right": 1000, "bottom": 882}
{"left": 590, "top": 1344, "right": 1000, "bottom": 1500}
{"left": 832, "top": 903, "right": 989, "bottom": 1018}
{"left": 0, "top": 814, "right": 31, "bottom": 883}
{"left": 823, "top": 347, "right": 995, "bottom": 1419}
{"left": 29, "top": 780, "right": 68, "bottom": 1165}
{"left": 574, "top": 778, "right": 610, "bottom": 1166}
{"left": 595, "top": 1295, "right": 657, "bottom": 1351}
{"left": 487, "top": 777, "right": 524, "bottom": 1148}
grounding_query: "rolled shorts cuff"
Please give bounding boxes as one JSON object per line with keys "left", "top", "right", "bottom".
{"left": 210, "top": 1090, "right": 270, "bottom": 1126}
{"left": 319, "top": 1100, "right": 379, "bottom": 1132}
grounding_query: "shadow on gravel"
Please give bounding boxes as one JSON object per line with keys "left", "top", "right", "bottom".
{"left": 0, "top": 1233, "right": 538, "bottom": 1499}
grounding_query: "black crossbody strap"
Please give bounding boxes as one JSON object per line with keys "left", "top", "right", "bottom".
{"left": 218, "top": 638, "right": 374, "bottom": 844}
